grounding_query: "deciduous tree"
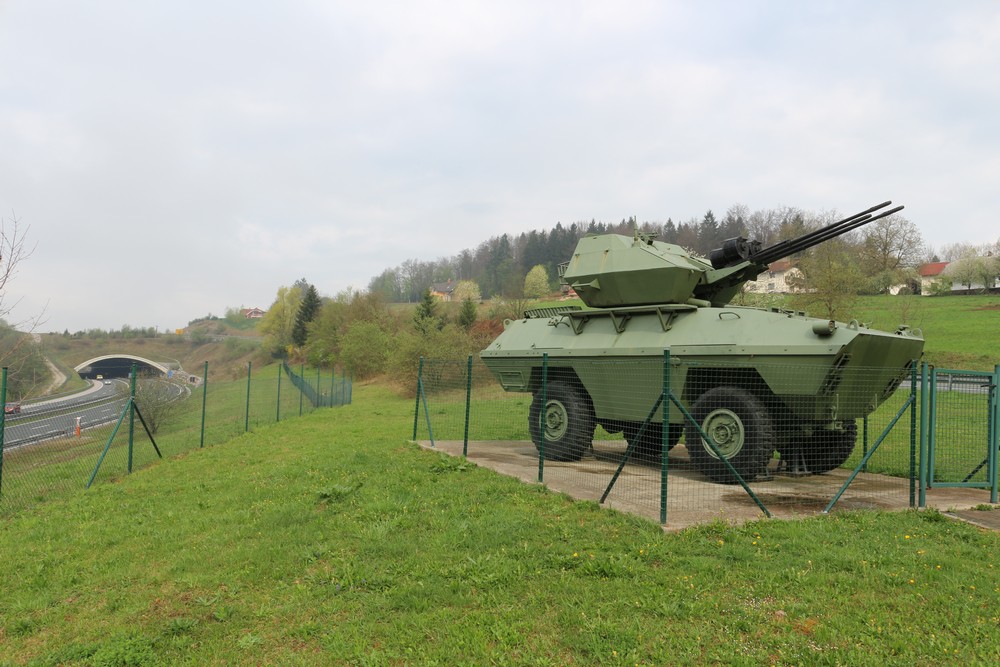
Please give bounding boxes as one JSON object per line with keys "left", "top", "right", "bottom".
{"left": 257, "top": 284, "right": 303, "bottom": 357}
{"left": 451, "top": 280, "right": 481, "bottom": 303}
{"left": 126, "top": 374, "right": 185, "bottom": 435}
{"left": 787, "top": 239, "right": 866, "bottom": 320}
{"left": 859, "top": 215, "right": 925, "bottom": 278}
{"left": 523, "top": 265, "right": 550, "bottom": 298}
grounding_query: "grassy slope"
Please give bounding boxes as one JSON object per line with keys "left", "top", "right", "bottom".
{"left": 851, "top": 294, "right": 1000, "bottom": 370}
{"left": 38, "top": 333, "right": 268, "bottom": 385}
{"left": 1, "top": 384, "right": 998, "bottom": 665}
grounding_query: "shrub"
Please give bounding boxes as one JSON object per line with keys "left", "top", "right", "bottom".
{"left": 340, "top": 321, "right": 392, "bottom": 379}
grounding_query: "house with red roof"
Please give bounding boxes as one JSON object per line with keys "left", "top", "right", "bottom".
{"left": 917, "top": 262, "right": 950, "bottom": 295}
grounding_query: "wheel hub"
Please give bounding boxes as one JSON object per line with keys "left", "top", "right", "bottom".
{"left": 700, "top": 408, "right": 745, "bottom": 459}
{"left": 544, "top": 399, "right": 568, "bottom": 440}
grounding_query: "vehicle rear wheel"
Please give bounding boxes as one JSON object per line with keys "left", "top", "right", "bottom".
{"left": 623, "top": 422, "right": 682, "bottom": 463}
{"left": 685, "top": 386, "right": 774, "bottom": 483}
{"left": 802, "top": 421, "right": 857, "bottom": 474}
{"left": 528, "top": 381, "right": 594, "bottom": 461}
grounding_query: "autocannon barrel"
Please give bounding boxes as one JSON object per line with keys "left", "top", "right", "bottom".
{"left": 751, "top": 202, "right": 904, "bottom": 266}
{"left": 708, "top": 201, "right": 904, "bottom": 269}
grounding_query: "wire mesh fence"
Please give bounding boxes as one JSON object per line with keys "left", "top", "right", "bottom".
{"left": 0, "top": 362, "right": 352, "bottom": 517}
{"left": 414, "top": 355, "right": 999, "bottom": 526}
{"left": 927, "top": 368, "right": 999, "bottom": 499}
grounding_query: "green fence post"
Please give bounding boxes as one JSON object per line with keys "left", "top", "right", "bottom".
{"left": 413, "top": 357, "right": 424, "bottom": 439}
{"left": 992, "top": 364, "right": 999, "bottom": 504}
{"left": 330, "top": 370, "right": 336, "bottom": 407}
{"left": 661, "top": 349, "right": 670, "bottom": 525}
{"left": 316, "top": 367, "right": 322, "bottom": 407}
{"left": 538, "top": 353, "right": 548, "bottom": 484}
{"left": 862, "top": 416, "right": 869, "bottom": 472}
{"left": 276, "top": 363, "right": 282, "bottom": 422}
{"left": 245, "top": 361, "right": 252, "bottom": 433}
{"left": 128, "top": 363, "right": 137, "bottom": 473}
{"left": 200, "top": 362, "right": 208, "bottom": 448}
{"left": 906, "top": 360, "right": 918, "bottom": 507}
{"left": 918, "top": 361, "right": 929, "bottom": 508}
{"left": 299, "top": 364, "right": 305, "bottom": 417}
{"left": 463, "top": 354, "right": 473, "bottom": 457}
{"left": 0, "top": 367, "right": 7, "bottom": 496}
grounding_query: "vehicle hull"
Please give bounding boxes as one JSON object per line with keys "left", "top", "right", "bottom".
{"left": 480, "top": 306, "right": 923, "bottom": 425}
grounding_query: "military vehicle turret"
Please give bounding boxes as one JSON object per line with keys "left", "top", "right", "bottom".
{"left": 480, "top": 201, "right": 924, "bottom": 483}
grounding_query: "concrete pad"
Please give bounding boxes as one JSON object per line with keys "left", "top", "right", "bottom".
{"left": 419, "top": 439, "right": 997, "bottom": 531}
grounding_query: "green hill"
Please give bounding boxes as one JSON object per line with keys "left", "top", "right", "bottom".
{"left": 38, "top": 331, "right": 269, "bottom": 387}
{"left": 0, "top": 383, "right": 997, "bottom": 664}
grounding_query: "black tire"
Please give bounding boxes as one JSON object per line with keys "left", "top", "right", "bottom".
{"left": 623, "top": 422, "right": 682, "bottom": 463}
{"left": 528, "top": 381, "right": 594, "bottom": 461}
{"left": 685, "top": 386, "right": 774, "bottom": 483}
{"left": 801, "top": 421, "right": 858, "bottom": 474}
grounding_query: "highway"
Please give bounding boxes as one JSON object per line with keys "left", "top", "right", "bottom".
{"left": 3, "top": 378, "right": 188, "bottom": 451}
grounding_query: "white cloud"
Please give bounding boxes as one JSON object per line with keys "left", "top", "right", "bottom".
{"left": 1, "top": 0, "right": 998, "bottom": 331}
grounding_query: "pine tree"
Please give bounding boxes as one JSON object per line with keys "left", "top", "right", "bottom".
{"left": 413, "top": 288, "right": 444, "bottom": 334}
{"left": 291, "top": 284, "right": 321, "bottom": 347}
{"left": 458, "top": 297, "right": 477, "bottom": 331}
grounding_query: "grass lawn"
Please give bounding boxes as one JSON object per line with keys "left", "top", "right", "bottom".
{"left": 851, "top": 294, "right": 1000, "bottom": 371}
{"left": 1, "top": 383, "right": 998, "bottom": 665}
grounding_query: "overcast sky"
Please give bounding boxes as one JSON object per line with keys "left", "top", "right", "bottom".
{"left": 2, "top": 1, "right": 997, "bottom": 333}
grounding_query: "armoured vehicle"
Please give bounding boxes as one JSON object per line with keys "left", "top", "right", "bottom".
{"left": 480, "top": 201, "right": 924, "bottom": 483}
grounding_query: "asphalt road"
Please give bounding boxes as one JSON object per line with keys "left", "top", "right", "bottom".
{"left": 3, "top": 378, "right": 188, "bottom": 450}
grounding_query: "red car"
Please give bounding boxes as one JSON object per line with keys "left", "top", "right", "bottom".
{"left": 4, "top": 402, "right": 20, "bottom": 414}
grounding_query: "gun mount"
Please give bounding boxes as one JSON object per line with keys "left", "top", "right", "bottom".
{"left": 562, "top": 200, "right": 904, "bottom": 308}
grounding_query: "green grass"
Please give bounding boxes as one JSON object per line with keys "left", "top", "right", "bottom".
{"left": 1, "top": 384, "right": 998, "bottom": 665}
{"left": 0, "top": 364, "right": 329, "bottom": 516}
{"left": 851, "top": 294, "right": 1000, "bottom": 371}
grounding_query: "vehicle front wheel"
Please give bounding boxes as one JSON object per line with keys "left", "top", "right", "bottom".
{"left": 528, "top": 381, "right": 594, "bottom": 461}
{"left": 685, "top": 386, "right": 774, "bottom": 483}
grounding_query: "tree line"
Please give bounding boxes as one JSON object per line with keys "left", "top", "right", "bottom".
{"left": 363, "top": 203, "right": 965, "bottom": 304}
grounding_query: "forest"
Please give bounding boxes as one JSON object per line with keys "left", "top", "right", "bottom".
{"left": 365, "top": 202, "right": 942, "bottom": 303}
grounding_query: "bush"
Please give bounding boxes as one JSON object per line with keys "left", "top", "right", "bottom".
{"left": 386, "top": 325, "right": 479, "bottom": 395}
{"left": 340, "top": 321, "right": 392, "bottom": 379}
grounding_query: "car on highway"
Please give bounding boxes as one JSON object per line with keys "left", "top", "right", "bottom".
{"left": 4, "top": 402, "right": 21, "bottom": 414}
{"left": 104, "top": 380, "right": 112, "bottom": 385}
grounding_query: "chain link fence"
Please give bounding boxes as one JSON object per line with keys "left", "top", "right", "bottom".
{"left": 414, "top": 355, "right": 999, "bottom": 527}
{"left": 0, "top": 362, "right": 352, "bottom": 517}
{"left": 926, "top": 367, "right": 1000, "bottom": 500}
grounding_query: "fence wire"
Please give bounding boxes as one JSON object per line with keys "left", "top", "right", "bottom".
{"left": 0, "top": 363, "right": 352, "bottom": 517}
{"left": 928, "top": 369, "right": 998, "bottom": 495}
{"left": 414, "top": 355, "right": 997, "bottom": 526}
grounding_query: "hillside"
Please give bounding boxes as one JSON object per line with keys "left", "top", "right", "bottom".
{"left": 0, "top": 383, "right": 997, "bottom": 664}
{"left": 38, "top": 331, "right": 270, "bottom": 385}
